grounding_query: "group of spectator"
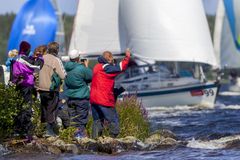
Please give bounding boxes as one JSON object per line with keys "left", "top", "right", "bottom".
{"left": 5, "top": 40, "right": 131, "bottom": 141}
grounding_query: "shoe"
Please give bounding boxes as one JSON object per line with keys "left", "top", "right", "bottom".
{"left": 43, "top": 123, "right": 57, "bottom": 138}
{"left": 74, "top": 131, "right": 87, "bottom": 140}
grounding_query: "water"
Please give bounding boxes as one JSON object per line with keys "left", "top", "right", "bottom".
{"left": 61, "top": 92, "right": 240, "bottom": 160}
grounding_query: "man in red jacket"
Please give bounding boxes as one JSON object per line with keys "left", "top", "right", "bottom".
{"left": 90, "top": 49, "right": 131, "bottom": 138}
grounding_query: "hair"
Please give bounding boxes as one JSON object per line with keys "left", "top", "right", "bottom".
{"left": 47, "top": 42, "right": 59, "bottom": 56}
{"left": 34, "top": 45, "right": 47, "bottom": 57}
{"left": 8, "top": 49, "right": 18, "bottom": 58}
{"left": 19, "top": 41, "right": 31, "bottom": 55}
{"left": 103, "top": 51, "right": 114, "bottom": 64}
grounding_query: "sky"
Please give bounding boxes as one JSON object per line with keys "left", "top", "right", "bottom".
{"left": 0, "top": 0, "right": 79, "bottom": 15}
{"left": 0, "top": 0, "right": 218, "bottom": 15}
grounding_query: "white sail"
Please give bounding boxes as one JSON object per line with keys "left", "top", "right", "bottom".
{"left": 69, "top": 0, "right": 123, "bottom": 55}
{"left": 119, "top": 0, "right": 217, "bottom": 66}
{"left": 214, "top": 0, "right": 240, "bottom": 68}
{"left": 70, "top": 0, "right": 217, "bottom": 67}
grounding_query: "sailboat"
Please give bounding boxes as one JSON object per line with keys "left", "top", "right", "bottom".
{"left": 214, "top": 0, "right": 240, "bottom": 95}
{"left": 69, "top": 0, "right": 219, "bottom": 107}
{"left": 8, "top": 0, "right": 57, "bottom": 52}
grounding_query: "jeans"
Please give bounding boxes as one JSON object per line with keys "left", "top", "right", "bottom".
{"left": 91, "top": 104, "right": 119, "bottom": 138}
{"left": 67, "top": 99, "right": 89, "bottom": 130}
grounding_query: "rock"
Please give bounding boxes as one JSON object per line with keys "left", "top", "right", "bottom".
{"left": 144, "top": 130, "right": 178, "bottom": 150}
{"left": 52, "top": 139, "right": 66, "bottom": 147}
{"left": 0, "top": 144, "right": 10, "bottom": 156}
{"left": 96, "top": 136, "right": 121, "bottom": 154}
{"left": 46, "top": 136, "right": 59, "bottom": 143}
{"left": 65, "top": 144, "right": 79, "bottom": 154}
{"left": 117, "top": 136, "right": 147, "bottom": 150}
{"left": 47, "top": 146, "right": 62, "bottom": 155}
{"left": 225, "top": 139, "right": 240, "bottom": 149}
{"left": 152, "top": 129, "right": 177, "bottom": 139}
{"left": 76, "top": 137, "right": 98, "bottom": 151}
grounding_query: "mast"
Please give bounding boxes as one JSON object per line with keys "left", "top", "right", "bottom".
{"left": 51, "top": 0, "right": 66, "bottom": 56}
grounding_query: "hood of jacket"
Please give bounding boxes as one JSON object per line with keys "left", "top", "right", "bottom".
{"left": 64, "top": 61, "right": 80, "bottom": 72}
{"left": 98, "top": 56, "right": 108, "bottom": 64}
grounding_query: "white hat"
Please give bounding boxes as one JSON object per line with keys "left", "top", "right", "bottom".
{"left": 68, "top": 49, "right": 80, "bottom": 59}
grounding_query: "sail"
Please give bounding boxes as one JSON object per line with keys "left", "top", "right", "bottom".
{"left": 214, "top": 0, "right": 240, "bottom": 68}
{"left": 69, "top": 0, "right": 124, "bottom": 55}
{"left": 8, "top": 0, "right": 57, "bottom": 52}
{"left": 119, "top": 0, "right": 217, "bottom": 66}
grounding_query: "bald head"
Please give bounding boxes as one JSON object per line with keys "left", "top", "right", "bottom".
{"left": 103, "top": 51, "right": 114, "bottom": 64}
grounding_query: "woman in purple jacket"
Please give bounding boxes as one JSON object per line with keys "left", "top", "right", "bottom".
{"left": 12, "top": 41, "right": 43, "bottom": 141}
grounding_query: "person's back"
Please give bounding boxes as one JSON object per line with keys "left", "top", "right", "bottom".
{"left": 90, "top": 51, "right": 130, "bottom": 107}
{"left": 38, "top": 42, "right": 66, "bottom": 137}
{"left": 38, "top": 53, "right": 66, "bottom": 91}
{"left": 64, "top": 49, "right": 92, "bottom": 139}
{"left": 64, "top": 61, "right": 92, "bottom": 99}
{"left": 90, "top": 50, "right": 130, "bottom": 139}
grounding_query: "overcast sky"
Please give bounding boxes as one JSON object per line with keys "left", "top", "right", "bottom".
{"left": 0, "top": 0, "right": 218, "bottom": 15}
{"left": 0, "top": 0, "right": 78, "bottom": 15}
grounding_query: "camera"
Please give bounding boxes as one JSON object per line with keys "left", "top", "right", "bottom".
{"left": 80, "top": 58, "right": 87, "bottom": 62}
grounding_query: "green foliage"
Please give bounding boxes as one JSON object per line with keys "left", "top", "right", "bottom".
{"left": 59, "top": 126, "right": 76, "bottom": 143}
{"left": 0, "top": 83, "right": 24, "bottom": 140}
{"left": 0, "top": 13, "right": 15, "bottom": 64}
{"left": 31, "top": 99, "right": 46, "bottom": 137}
{"left": 116, "top": 96, "right": 150, "bottom": 140}
{"left": 59, "top": 96, "right": 150, "bottom": 142}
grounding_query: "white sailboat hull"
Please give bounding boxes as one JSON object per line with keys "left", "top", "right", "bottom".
{"left": 121, "top": 82, "right": 219, "bottom": 108}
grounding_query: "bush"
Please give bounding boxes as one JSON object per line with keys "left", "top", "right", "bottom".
{"left": 116, "top": 95, "right": 149, "bottom": 140}
{"left": 59, "top": 96, "right": 150, "bottom": 142}
{"left": 0, "top": 84, "right": 25, "bottom": 140}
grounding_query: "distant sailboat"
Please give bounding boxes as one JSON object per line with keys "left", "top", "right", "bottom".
{"left": 214, "top": 0, "right": 240, "bottom": 93}
{"left": 8, "top": 0, "right": 57, "bottom": 52}
{"left": 69, "top": 0, "right": 219, "bottom": 107}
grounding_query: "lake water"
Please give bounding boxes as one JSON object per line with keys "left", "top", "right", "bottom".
{"left": 61, "top": 90, "right": 240, "bottom": 160}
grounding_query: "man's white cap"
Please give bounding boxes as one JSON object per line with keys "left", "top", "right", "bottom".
{"left": 68, "top": 49, "right": 80, "bottom": 59}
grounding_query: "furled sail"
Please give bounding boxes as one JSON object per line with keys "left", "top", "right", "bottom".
{"left": 8, "top": 0, "right": 57, "bottom": 52}
{"left": 214, "top": 0, "right": 240, "bottom": 68}
{"left": 69, "top": 0, "right": 124, "bottom": 55}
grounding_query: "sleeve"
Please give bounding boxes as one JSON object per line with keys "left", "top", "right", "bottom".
{"left": 103, "top": 55, "right": 131, "bottom": 74}
{"left": 83, "top": 67, "right": 92, "bottom": 83}
{"left": 55, "top": 58, "right": 67, "bottom": 80}
{"left": 19, "top": 56, "right": 41, "bottom": 71}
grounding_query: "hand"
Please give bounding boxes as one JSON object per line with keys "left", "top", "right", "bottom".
{"left": 83, "top": 59, "right": 89, "bottom": 67}
{"left": 125, "top": 48, "right": 131, "bottom": 57}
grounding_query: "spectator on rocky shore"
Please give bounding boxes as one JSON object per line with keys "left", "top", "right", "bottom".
{"left": 37, "top": 42, "right": 66, "bottom": 137}
{"left": 64, "top": 49, "right": 92, "bottom": 139}
{"left": 90, "top": 49, "right": 131, "bottom": 138}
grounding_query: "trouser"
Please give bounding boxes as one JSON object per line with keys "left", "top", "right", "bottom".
{"left": 14, "top": 108, "right": 33, "bottom": 136}
{"left": 67, "top": 99, "right": 89, "bottom": 131}
{"left": 91, "top": 104, "right": 120, "bottom": 139}
{"left": 39, "top": 91, "right": 59, "bottom": 124}
{"left": 57, "top": 100, "right": 70, "bottom": 129}
{"left": 16, "top": 85, "right": 34, "bottom": 104}
{"left": 14, "top": 85, "right": 34, "bottom": 136}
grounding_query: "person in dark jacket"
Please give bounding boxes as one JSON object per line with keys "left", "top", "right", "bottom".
{"left": 90, "top": 49, "right": 131, "bottom": 138}
{"left": 12, "top": 41, "right": 44, "bottom": 141}
{"left": 64, "top": 49, "right": 92, "bottom": 139}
